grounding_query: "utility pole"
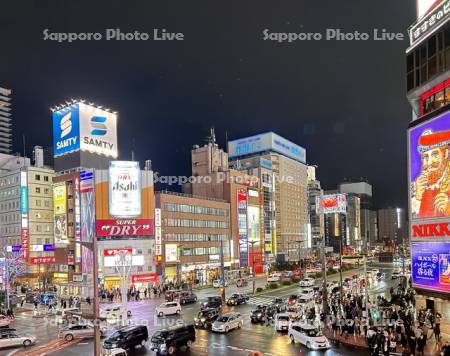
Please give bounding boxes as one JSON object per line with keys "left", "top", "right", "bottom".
{"left": 321, "top": 232, "right": 329, "bottom": 315}
{"left": 249, "top": 241, "right": 257, "bottom": 295}
{"left": 220, "top": 238, "right": 225, "bottom": 301}
{"left": 115, "top": 251, "right": 133, "bottom": 323}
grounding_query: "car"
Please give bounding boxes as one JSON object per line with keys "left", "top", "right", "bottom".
{"left": 283, "top": 271, "right": 294, "bottom": 278}
{"left": 211, "top": 313, "right": 243, "bottom": 333}
{"left": 299, "top": 288, "right": 314, "bottom": 298}
{"left": 250, "top": 305, "right": 267, "bottom": 323}
{"left": 193, "top": 308, "right": 219, "bottom": 329}
{"left": 271, "top": 298, "right": 286, "bottom": 313}
{"left": 376, "top": 272, "right": 386, "bottom": 280}
{"left": 101, "top": 348, "right": 127, "bottom": 356}
{"left": 165, "top": 290, "right": 182, "bottom": 302}
{"left": 299, "top": 278, "right": 315, "bottom": 287}
{"left": 0, "top": 315, "right": 10, "bottom": 327}
{"left": 226, "top": 293, "right": 249, "bottom": 306}
{"left": 288, "top": 323, "right": 330, "bottom": 350}
{"left": 286, "top": 305, "right": 302, "bottom": 319}
{"left": 100, "top": 306, "right": 130, "bottom": 321}
{"left": 103, "top": 325, "right": 149, "bottom": 350}
{"left": 156, "top": 302, "right": 181, "bottom": 317}
{"left": 0, "top": 332, "right": 36, "bottom": 348}
{"left": 149, "top": 324, "right": 195, "bottom": 355}
{"left": 274, "top": 313, "right": 290, "bottom": 332}
{"left": 236, "top": 278, "right": 248, "bottom": 287}
{"left": 297, "top": 296, "right": 315, "bottom": 311}
{"left": 200, "top": 296, "right": 222, "bottom": 310}
{"left": 212, "top": 279, "right": 227, "bottom": 288}
{"left": 392, "top": 271, "right": 401, "bottom": 279}
{"left": 287, "top": 295, "right": 298, "bottom": 306}
{"left": 58, "top": 324, "right": 107, "bottom": 341}
{"left": 178, "top": 292, "right": 197, "bottom": 305}
{"left": 267, "top": 274, "right": 281, "bottom": 283}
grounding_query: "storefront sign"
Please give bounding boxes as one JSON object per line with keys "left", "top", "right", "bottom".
{"left": 29, "top": 256, "right": 55, "bottom": 264}
{"left": 412, "top": 222, "right": 450, "bottom": 238}
{"left": 103, "top": 248, "right": 133, "bottom": 256}
{"left": 72, "top": 274, "right": 83, "bottom": 282}
{"left": 131, "top": 273, "right": 158, "bottom": 283}
{"left": 96, "top": 219, "right": 153, "bottom": 236}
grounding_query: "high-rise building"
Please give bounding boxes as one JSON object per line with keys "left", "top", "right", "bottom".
{"left": 377, "top": 207, "right": 406, "bottom": 245}
{"left": 228, "top": 132, "right": 308, "bottom": 263}
{"left": 306, "top": 166, "right": 324, "bottom": 255}
{"left": 406, "top": 1, "right": 450, "bottom": 307}
{"left": 339, "top": 181, "right": 376, "bottom": 249}
{"left": 0, "top": 87, "right": 12, "bottom": 154}
{"left": 0, "top": 147, "right": 55, "bottom": 287}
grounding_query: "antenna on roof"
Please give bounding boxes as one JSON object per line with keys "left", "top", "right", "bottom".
{"left": 206, "top": 127, "right": 216, "bottom": 145}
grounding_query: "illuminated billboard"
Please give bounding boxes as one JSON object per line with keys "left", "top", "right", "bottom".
{"left": 109, "top": 161, "right": 141, "bottom": 217}
{"left": 417, "top": 0, "right": 441, "bottom": 18}
{"left": 412, "top": 242, "right": 450, "bottom": 293}
{"left": 54, "top": 215, "right": 68, "bottom": 246}
{"left": 247, "top": 206, "right": 260, "bottom": 243}
{"left": 409, "top": 110, "right": 450, "bottom": 220}
{"left": 316, "top": 194, "right": 347, "bottom": 215}
{"left": 53, "top": 184, "right": 66, "bottom": 215}
{"left": 53, "top": 102, "right": 118, "bottom": 158}
{"left": 165, "top": 244, "right": 178, "bottom": 263}
{"left": 20, "top": 171, "right": 28, "bottom": 259}
{"left": 228, "top": 132, "right": 306, "bottom": 164}
{"left": 95, "top": 166, "right": 154, "bottom": 237}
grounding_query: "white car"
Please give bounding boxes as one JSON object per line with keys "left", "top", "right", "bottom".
{"left": 0, "top": 333, "right": 36, "bottom": 348}
{"left": 156, "top": 302, "right": 181, "bottom": 317}
{"left": 286, "top": 305, "right": 302, "bottom": 319}
{"left": 299, "top": 288, "right": 314, "bottom": 298}
{"left": 212, "top": 279, "right": 228, "bottom": 288}
{"left": 101, "top": 348, "right": 127, "bottom": 356}
{"left": 100, "top": 306, "right": 130, "bottom": 321}
{"left": 299, "top": 278, "right": 315, "bottom": 287}
{"left": 211, "top": 312, "right": 243, "bottom": 333}
{"left": 58, "top": 324, "right": 107, "bottom": 341}
{"left": 274, "top": 313, "right": 290, "bottom": 332}
{"left": 288, "top": 323, "right": 330, "bottom": 350}
{"left": 267, "top": 274, "right": 281, "bottom": 283}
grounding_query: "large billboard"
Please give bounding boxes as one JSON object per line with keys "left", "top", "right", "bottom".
{"left": 409, "top": 111, "right": 450, "bottom": 220}
{"left": 95, "top": 165, "right": 154, "bottom": 237}
{"left": 53, "top": 182, "right": 68, "bottom": 247}
{"left": 228, "top": 132, "right": 306, "bottom": 164}
{"left": 20, "top": 171, "right": 28, "bottom": 259}
{"left": 53, "top": 184, "right": 67, "bottom": 215}
{"left": 316, "top": 194, "right": 347, "bottom": 215}
{"left": 109, "top": 161, "right": 141, "bottom": 217}
{"left": 53, "top": 102, "right": 118, "bottom": 158}
{"left": 412, "top": 242, "right": 450, "bottom": 293}
{"left": 247, "top": 206, "right": 260, "bottom": 243}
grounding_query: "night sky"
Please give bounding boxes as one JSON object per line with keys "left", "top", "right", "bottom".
{"left": 1, "top": 1, "right": 416, "bottom": 209}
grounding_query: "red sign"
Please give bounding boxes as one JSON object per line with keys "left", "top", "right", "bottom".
{"left": 96, "top": 219, "right": 154, "bottom": 237}
{"left": 67, "top": 255, "right": 74, "bottom": 265}
{"left": 412, "top": 223, "right": 450, "bottom": 238}
{"left": 30, "top": 257, "right": 55, "bottom": 264}
{"left": 21, "top": 228, "right": 29, "bottom": 259}
{"left": 131, "top": 273, "right": 158, "bottom": 283}
{"left": 103, "top": 248, "right": 133, "bottom": 257}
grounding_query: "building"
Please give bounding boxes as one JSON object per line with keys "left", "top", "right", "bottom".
{"left": 155, "top": 191, "right": 231, "bottom": 286}
{"left": 339, "top": 181, "right": 376, "bottom": 249}
{"left": 406, "top": 0, "right": 450, "bottom": 309}
{"left": 0, "top": 147, "right": 55, "bottom": 288}
{"left": 306, "top": 166, "right": 324, "bottom": 255}
{"left": 0, "top": 87, "right": 12, "bottom": 154}
{"left": 377, "top": 207, "right": 406, "bottom": 246}
{"left": 228, "top": 132, "right": 309, "bottom": 263}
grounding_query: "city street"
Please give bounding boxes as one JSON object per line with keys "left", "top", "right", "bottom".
{"left": 0, "top": 265, "right": 401, "bottom": 356}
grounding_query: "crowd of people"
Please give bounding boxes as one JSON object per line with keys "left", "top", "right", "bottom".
{"left": 321, "top": 283, "right": 448, "bottom": 356}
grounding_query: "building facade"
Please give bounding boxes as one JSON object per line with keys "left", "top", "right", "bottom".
{"left": 155, "top": 191, "right": 231, "bottom": 286}
{"left": 306, "top": 166, "right": 324, "bottom": 255}
{"left": 0, "top": 87, "right": 12, "bottom": 154}
{"left": 377, "top": 207, "right": 406, "bottom": 246}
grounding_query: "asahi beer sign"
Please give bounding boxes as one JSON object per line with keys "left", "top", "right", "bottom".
{"left": 109, "top": 161, "right": 141, "bottom": 217}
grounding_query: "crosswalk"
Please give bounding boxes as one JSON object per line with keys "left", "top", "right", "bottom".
{"left": 247, "top": 295, "right": 279, "bottom": 306}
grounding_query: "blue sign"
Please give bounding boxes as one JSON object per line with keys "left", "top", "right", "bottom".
{"left": 43, "top": 244, "right": 54, "bottom": 252}
{"left": 228, "top": 132, "right": 306, "bottom": 164}
{"left": 12, "top": 245, "right": 21, "bottom": 252}
{"left": 53, "top": 104, "right": 80, "bottom": 157}
{"left": 20, "top": 187, "right": 28, "bottom": 213}
{"left": 412, "top": 242, "right": 450, "bottom": 293}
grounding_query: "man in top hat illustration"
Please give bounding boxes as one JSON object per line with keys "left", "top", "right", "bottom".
{"left": 412, "top": 128, "right": 450, "bottom": 218}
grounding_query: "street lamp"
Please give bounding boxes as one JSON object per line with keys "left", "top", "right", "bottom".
{"left": 114, "top": 251, "right": 133, "bottom": 323}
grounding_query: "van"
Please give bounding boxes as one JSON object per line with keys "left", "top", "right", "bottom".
{"left": 103, "top": 325, "right": 149, "bottom": 350}
{"left": 150, "top": 324, "right": 195, "bottom": 354}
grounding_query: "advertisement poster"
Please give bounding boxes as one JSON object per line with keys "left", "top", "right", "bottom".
{"left": 54, "top": 215, "right": 68, "bottom": 246}
{"left": 316, "top": 194, "right": 347, "bottom": 214}
{"left": 409, "top": 110, "right": 450, "bottom": 219}
{"left": 412, "top": 242, "right": 450, "bottom": 293}
{"left": 109, "top": 161, "right": 141, "bottom": 217}
{"left": 165, "top": 244, "right": 178, "bottom": 263}
{"left": 247, "top": 206, "right": 260, "bottom": 243}
{"left": 53, "top": 184, "right": 66, "bottom": 215}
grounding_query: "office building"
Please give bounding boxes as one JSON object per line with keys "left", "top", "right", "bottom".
{"left": 377, "top": 207, "right": 406, "bottom": 245}
{"left": 0, "top": 87, "right": 12, "bottom": 154}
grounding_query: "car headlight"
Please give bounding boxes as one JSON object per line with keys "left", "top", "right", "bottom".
{"left": 257, "top": 313, "right": 262, "bottom": 317}
{"left": 110, "top": 343, "right": 118, "bottom": 348}
{"left": 201, "top": 318, "right": 206, "bottom": 322}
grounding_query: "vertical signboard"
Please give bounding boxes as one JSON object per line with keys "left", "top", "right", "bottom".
{"left": 20, "top": 171, "right": 28, "bottom": 259}
{"left": 155, "top": 208, "right": 162, "bottom": 257}
{"left": 237, "top": 189, "right": 248, "bottom": 265}
{"left": 54, "top": 183, "right": 68, "bottom": 247}
{"left": 108, "top": 161, "right": 141, "bottom": 217}
{"left": 409, "top": 110, "right": 450, "bottom": 294}
{"left": 80, "top": 169, "right": 95, "bottom": 274}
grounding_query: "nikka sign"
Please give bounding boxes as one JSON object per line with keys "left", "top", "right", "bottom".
{"left": 411, "top": 219, "right": 450, "bottom": 241}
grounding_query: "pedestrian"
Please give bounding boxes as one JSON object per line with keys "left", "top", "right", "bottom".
{"left": 409, "top": 331, "right": 416, "bottom": 355}
{"left": 86, "top": 296, "right": 91, "bottom": 305}
{"left": 34, "top": 300, "right": 38, "bottom": 310}
{"left": 144, "top": 288, "right": 147, "bottom": 299}
{"left": 441, "top": 341, "right": 450, "bottom": 356}
{"left": 417, "top": 330, "right": 425, "bottom": 355}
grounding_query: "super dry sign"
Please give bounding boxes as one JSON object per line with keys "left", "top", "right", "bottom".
{"left": 96, "top": 219, "right": 154, "bottom": 237}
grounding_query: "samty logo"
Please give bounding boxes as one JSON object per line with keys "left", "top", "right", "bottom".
{"left": 60, "top": 112, "right": 72, "bottom": 138}
{"left": 90, "top": 116, "right": 107, "bottom": 136}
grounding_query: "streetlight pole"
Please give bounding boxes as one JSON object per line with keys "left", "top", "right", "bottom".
{"left": 248, "top": 241, "right": 257, "bottom": 295}
{"left": 115, "top": 251, "right": 132, "bottom": 323}
{"left": 219, "top": 238, "right": 225, "bottom": 301}
{"left": 321, "top": 233, "right": 329, "bottom": 315}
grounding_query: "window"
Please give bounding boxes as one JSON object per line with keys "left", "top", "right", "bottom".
{"left": 44, "top": 176, "right": 49, "bottom": 182}
{"left": 35, "top": 187, "right": 41, "bottom": 193}
{"left": 44, "top": 188, "right": 49, "bottom": 194}
{"left": 36, "top": 200, "right": 41, "bottom": 207}
{"left": 35, "top": 175, "right": 41, "bottom": 181}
